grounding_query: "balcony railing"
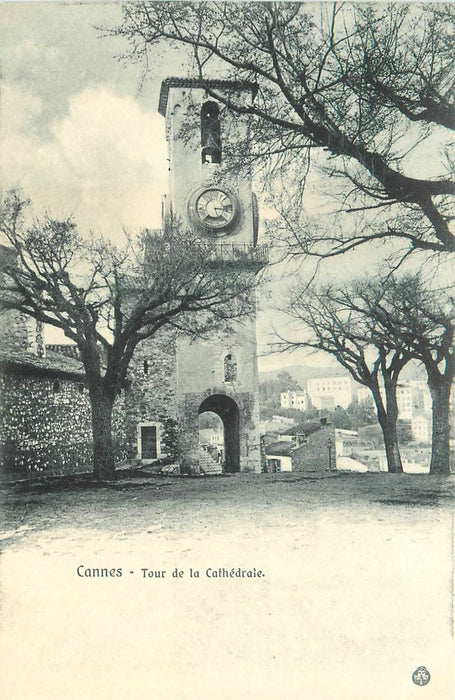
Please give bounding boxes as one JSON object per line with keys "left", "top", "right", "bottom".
{"left": 208, "top": 243, "right": 268, "bottom": 267}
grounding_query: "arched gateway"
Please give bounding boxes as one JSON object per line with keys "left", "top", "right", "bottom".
{"left": 198, "top": 395, "right": 240, "bottom": 473}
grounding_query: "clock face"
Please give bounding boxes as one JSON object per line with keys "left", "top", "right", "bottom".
{"left": 190, "top": 187, "right": 239, "bottom": 234}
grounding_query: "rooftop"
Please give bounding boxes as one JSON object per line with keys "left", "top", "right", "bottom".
{"left": 0, "top": 348, "right": 85, "bottom": 380}
{"left": 265, "top": 441, "right": 297, "bottom": 457}
{"left": 280, "top": 421, "right": 323, "bottom": 437}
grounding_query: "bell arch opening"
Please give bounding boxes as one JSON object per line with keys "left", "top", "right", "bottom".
{"left": 201, "top": 101, "right": 222, "bottom": 164}
{"left": 198, "top": 394, "right": 240, "bottom": 473}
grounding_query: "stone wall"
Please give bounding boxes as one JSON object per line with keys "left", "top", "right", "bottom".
{"left": 0, "top": 305, "right": 176, "bottom": 476}
{"left": 291, "top": 424, "right": 336, "bottom": 472}
{"left": 0, "top": 312, "right": 176, "bottom": 476}
{"left": 0, "top": 366, "right": 127, "bottom": 479}
{"left": 0, "top": 370, "right": 91, "bottom": 477}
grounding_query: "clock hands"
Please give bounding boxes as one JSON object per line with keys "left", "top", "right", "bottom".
{"left": 212, "top": 203, "right": 229, "bottom": 217}
{"left": 199, "top": 198, "right": 232, "bottom": 220}
{"left": 192, "top": 187, "right": 237, "bottom": 231}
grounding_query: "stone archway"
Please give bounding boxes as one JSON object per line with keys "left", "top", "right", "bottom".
{"left": 198, "top": 394, "right": 240, "bottom": 472}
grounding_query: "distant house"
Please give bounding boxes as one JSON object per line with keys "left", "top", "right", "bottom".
{"left": 265, "top": 441, "right": 295, "bottom": 472}
{"left": 412, "top": 414, "right": 431, "bottom": 444}
{"left": 264, "top": 419, "right": 336, "bottom": 473}
{"left": 198, "top": 428, "right": 223, "bottom": 447}
{"left": 396, "top": 385, "right": 413, "bottom": 420}
{"left": 307, "top": 375, "right": 354, "bottom": 410}
{"left": 280, "top": 390, "right": 309, "bottom": 411}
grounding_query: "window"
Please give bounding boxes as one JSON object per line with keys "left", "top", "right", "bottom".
{"left": 201, "top": 101, "right": 221, "bottom": 164}
{"left": 223, "top": 353, "right": 237, "bottom": 382}
{"left": 53, "top": 380, "right": 60, "bottom": 393}
{"left": 143, "top": 359, "right": 149, "bottom": 375}
{"left": 78, "top": 384, "right": 84, "bottom": 394}
{"left": 271, "top": 459, "right": 281, "bottom": 474}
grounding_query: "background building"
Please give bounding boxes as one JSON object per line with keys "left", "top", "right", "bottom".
{"left": 280, "top": 390, "right": 309, "bottom": 411}
{"left": 411, "top": 415, "right": 431, "bottom": 444}
{"left": 264, "top": 419, "right": 336, "bottom": 473}
{"left": 307, "top": 376, "right": 354, "bottom": 410}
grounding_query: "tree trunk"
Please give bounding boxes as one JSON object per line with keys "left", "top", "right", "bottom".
{"left": 376, "top": 412, "right": 404, "bottom": 473}
{"left": 428, "top": 379, "right": 452, "bottom": 475}
{"left": 384, "top": 378, "right": 403, "bottom": 474}
{"left": 89, "top": 386, "right": 116, "bottom": 480}
{"left": 371, "top": 383, "right": 403, "bottom": 473}
{"left": 382, "top": 423, "right": 404, "bottom": 473}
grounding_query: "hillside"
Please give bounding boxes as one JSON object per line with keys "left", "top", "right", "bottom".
{"left": 259, "top": 364, "right": 348, "bottom": 389}
{"left": 259, "top": 360, "right": 426, "bottom": 389}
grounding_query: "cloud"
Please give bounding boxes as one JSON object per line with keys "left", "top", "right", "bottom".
{"left": 1, "top": 84, "right": 168, "bottom": 240}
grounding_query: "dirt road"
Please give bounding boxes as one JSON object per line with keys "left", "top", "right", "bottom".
{"left": 1, "top": 472, "right": 453, "bottom": 700}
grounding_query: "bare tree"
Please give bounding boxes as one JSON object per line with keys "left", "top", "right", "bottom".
{"left": 281, "top": 281, "right": 414, "bottom": 473}
{"left": 353, "top": 275, "right": 454, "bottom": 475}
{"left": 287, "top": 273, "right": 455, "bottom": 475}
{"left": 110, "top": 2, "right": 454, "bottom": 257}
{"left": 0, "top": 190, "right": 255, "bottom": 479}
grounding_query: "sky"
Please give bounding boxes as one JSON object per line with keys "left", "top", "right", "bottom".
{"left": 1, "top": 2, "right": 450, "bottom": 374}
{"left": 0, "top": 2, "right": 176, "bottom": 234}
{"left": 0, "top": 0, "right": 323, "bottom": 372}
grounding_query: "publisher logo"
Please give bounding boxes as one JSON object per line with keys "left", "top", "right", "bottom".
{"left": 412, "top": 666, "right": 431, "bottom": 686}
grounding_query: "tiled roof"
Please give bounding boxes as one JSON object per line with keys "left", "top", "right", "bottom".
{"left": 158, "top": 77, "right": 258, "bottom": 115}
{"left": 0, "top": 348, "right": 85, "bottom": 380}
{"left": 265, "top": 441, "right": 296, "bottom": 457}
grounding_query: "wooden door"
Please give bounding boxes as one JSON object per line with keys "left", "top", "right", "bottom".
{"left": 141, "top": 426, "right": 157, "bottom": 460}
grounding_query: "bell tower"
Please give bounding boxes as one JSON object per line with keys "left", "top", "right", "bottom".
{"left": 158, "top": 78, "right": 267, "bottom": 473}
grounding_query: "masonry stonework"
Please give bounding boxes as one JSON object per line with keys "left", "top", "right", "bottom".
{"left": 0, "top": 342, "right": 127, "bottom": 479}
{"left": 124, "top": 329, "right": 178, "bottom": 464}
{"left": 291, "top": 424, "right": 337, "bottom": 472}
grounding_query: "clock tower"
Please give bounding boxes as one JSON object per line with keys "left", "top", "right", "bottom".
{"left": 158, "top": 78, "right": 267, "bottom": 473}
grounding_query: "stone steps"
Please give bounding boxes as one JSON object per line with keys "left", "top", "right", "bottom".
{"left": 194, "top": 447, "right": 223, "bottom": 475}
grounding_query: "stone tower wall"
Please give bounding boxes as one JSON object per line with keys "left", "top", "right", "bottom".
{"left": 160, "top": 79, "right": 264, "bottom": 472}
